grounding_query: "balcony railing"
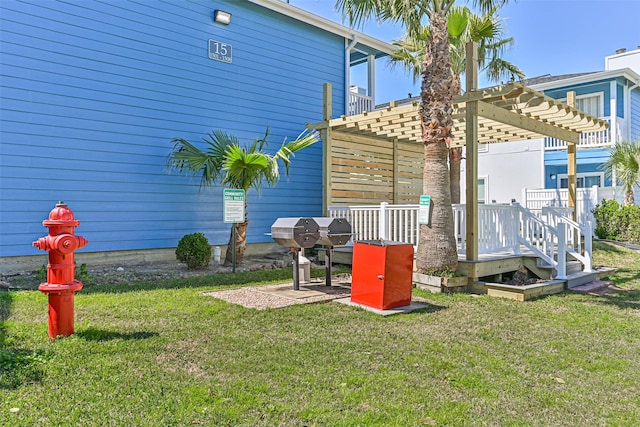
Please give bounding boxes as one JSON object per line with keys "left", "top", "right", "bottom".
{"left": 348, "top": 92, "right": 373, "bottom": 116}
{"left": 544, "top": 117, "right": 626, "bottom": 150}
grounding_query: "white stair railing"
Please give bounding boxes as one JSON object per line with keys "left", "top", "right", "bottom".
{"left": 542, "top": 206, "right": 592, "bottom": 272}
{"left": 515, "top": 203, "right": 566, "bottom": 278}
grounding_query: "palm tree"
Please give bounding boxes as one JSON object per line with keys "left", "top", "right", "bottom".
{"left": 168, "top": 128, "right": 319, "bottom": 265}
{"left": 389, "top": 5, "right": 525, "bottom": 203}
{"left": 336, "top": 0, "right": 510, "bottom": 273}
{"left": 603, "top": 139, "right": 640, "bottom": 205}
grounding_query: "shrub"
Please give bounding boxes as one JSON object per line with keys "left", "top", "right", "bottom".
{"left": 620, "top": 204, "right": 640, "bottom": 244}
{"left": 175, "top": 233, "right": 211, "bottom": 269}
{"left": 592, "top": 199, "right": 621, "bottom": 240}
{"left": 592, "top": 199, "right": 640, "bottom": 244}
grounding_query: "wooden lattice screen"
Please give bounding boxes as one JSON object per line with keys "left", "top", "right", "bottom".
{"left": 327, "top": 131, "right": 423, "bottom": 206}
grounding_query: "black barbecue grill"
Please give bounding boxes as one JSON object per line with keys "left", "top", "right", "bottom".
{"left": 314, "top": 217, "right": 352, "bottom": 286}
{"left": 270, "top": 217, "right": 352, "bottom": 290}
{"left": 270, "top": 217, "right": 320, "bottom": 290}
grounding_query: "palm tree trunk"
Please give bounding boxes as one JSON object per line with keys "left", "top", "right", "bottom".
{"left": 224, "top": 221, "right": 248, "bottom": 266}
{"left": 224, "top": 201, "right": 249, "bottom": 266}
{"left": 625, "top": 188, "right": 635, "bottom": 206}
{"left": 416, "top": 9, "right": 459, "bottom": 273}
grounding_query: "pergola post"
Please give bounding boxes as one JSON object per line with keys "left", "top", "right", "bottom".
{"left": 322, "top": 83, "right": 332, "bottom": 213}
{"left": 465, "top": 42, "right": 479, "bottom": 262}
{"left": 567, "top": 91, "right": 577, "bottom": 222}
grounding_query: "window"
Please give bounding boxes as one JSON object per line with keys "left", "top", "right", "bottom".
{"left": 478, "top": 177, "right": 487, "bottom": 204}
{"left": 576, "top": 95, "right": 603, "bottom": 117}
{"left": 559, "top": 92, "right": 604, "bottom": 118}
{"left": 558, "top": 173, "right": 602, "bottom": 189}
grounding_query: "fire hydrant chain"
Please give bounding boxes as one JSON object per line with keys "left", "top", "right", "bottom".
{"left": 32, "top": 201, "right": 89, "bottom": 339}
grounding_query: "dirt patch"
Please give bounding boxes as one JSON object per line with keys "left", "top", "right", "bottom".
{"left": 583, "top": 283, "right": 629, "bottom": 297}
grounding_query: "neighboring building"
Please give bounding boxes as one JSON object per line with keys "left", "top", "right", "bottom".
{"left": 461, "top": 47, "right": 640, "bottom": 206}
{"left": 0, "top": 0, "right": 393, "bottom": 270}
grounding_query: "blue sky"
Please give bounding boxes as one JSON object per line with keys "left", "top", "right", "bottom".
{"left": 289, "top": 0, "right": 640, "bottom": 103}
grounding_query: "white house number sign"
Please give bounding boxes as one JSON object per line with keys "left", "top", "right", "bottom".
{"left": 208, "top": 39, "right": 232, "bottom": 64}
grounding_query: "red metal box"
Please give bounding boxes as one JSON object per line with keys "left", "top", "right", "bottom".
{"left": 350, "top": 240, "right": 414, "bottom": 309}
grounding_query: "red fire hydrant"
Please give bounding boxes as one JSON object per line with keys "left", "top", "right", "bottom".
{"left": 33, "top": 201, "right": 89, "bottom": 338}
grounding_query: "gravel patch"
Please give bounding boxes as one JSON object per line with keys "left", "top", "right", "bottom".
{"left": 204, "top": 278, "right": 352, "bottom": 310}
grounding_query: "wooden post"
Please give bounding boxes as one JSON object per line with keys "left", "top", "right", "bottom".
{"left": 322, "top": 83, "right": 332, "bottom": 214}
{"left": 567, "top": 91, "right": 577, "bottom": 222}
{"left": 389, "top": 101, "right": 398, "bottom": 204}
{"left": 393, "top": 138, "right": 399, "bottom": 204}
{"left": 465, "top": 41, "right": 479, "bottom": 262}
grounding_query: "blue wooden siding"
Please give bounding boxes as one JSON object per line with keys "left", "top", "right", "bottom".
{"left": 0, "top": 0, "right": 346, "bottom": 257}
{"left": 631, "top": 89, "right": 640, "bottom": 140}
{"left": 541, "top": 77, "right": 636, "bottom": 191}
{"left": 544, "top": 148, "right": 612, "bottom": 189}
{"left": 616, "top": 79, "right": 625, "bottom": 119}
{"left": 543, "top": 80, "right": 616, "bottom": 117}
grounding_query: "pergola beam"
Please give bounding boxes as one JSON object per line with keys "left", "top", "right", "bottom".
{"left": 477, "top": 100, "right": 579, "bottom": 143}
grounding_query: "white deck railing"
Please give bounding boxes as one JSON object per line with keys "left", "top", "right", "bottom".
{"left": 329, "top": 201, "right": 593, "bottom": 279}
{"left": 328, "top": 203, "right": 419, "bottom": 245}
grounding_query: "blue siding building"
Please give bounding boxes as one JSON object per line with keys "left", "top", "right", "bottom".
{"left": 468, "top": 48, "right": 639, "bottom": 211}
{"left": 0, "top": 0, "right": 392, "bottom": 270}
{"left": 532, "top": 61, "right": 640, "bottom": 191}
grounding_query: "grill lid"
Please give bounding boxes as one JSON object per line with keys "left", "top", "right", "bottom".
{"left": 314, "top": 217, "right": 352, "bottom": 246}
{"left": 270, "top": 217, "right": 320, "bottom": 248}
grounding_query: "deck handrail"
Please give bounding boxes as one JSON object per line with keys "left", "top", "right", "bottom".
{"left": 542, "top": 206, "right": 592, "bottom": 272}
{"left": 515, "top": 204, "right": 566, "bottom": 278}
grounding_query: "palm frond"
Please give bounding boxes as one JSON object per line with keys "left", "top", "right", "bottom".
{"left": 223, "top": 145, "right": 271, "bottom": 191}
{"left": 484, "top": 58, "right": 525, "bottom": 82}
{"left": 383, "top": 2, "right": 524, "bottom": 87}
{"left": 274, "top": 130, "right": 320, "bottom": 174}
{"left": 168, "top": 137, "right": 219, "bottom": 188}
{"left": 602, "top": 140, "right": 640, "bottom": 193}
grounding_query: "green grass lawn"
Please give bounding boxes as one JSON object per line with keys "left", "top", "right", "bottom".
{"left": 2, "top": 242, "right": 640, "bottom": 426}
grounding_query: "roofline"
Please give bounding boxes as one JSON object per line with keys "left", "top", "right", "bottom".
{"left": 246, "top": 0, "right": 395, "bottom": 55}
{"left": 530, "top": 68, "right": 640, "bottom": 91}
{"left": 604, "top": 47, "right": 640, "bottom": 63}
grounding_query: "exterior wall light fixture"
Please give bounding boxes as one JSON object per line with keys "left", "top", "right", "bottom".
{"left": 214, "top": 10, "right": 232, "bottom": 25}
{"left": 550, "top": 173, "right": 556, "bottom": 180}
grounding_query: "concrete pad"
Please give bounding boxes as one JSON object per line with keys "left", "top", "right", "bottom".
{"left": 570, "top": 280, "right": 614, "bottom": 293}
{"left": 255, "top": 281, "right": 352, "bottom": 301}
{"left": 334, "top": 298, "right": 429, "bottom": 316}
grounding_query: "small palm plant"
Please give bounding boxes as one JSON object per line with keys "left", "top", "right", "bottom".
{"left": 602, "top": 139, "right": 640, "bottom": 205}
{"left": 168, "top": 128, "right": 319, "bottom": 265}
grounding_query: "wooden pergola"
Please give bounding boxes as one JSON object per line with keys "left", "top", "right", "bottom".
{"left": 326, "top": 81, "right": 605, "bottom": 148}
{"left": 309, "top": 43, "right": 609, "bottom": 263}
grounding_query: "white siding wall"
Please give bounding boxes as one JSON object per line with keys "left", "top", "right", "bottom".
{"left": 460, "top": 139, "right": 545, "bottom": 204}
